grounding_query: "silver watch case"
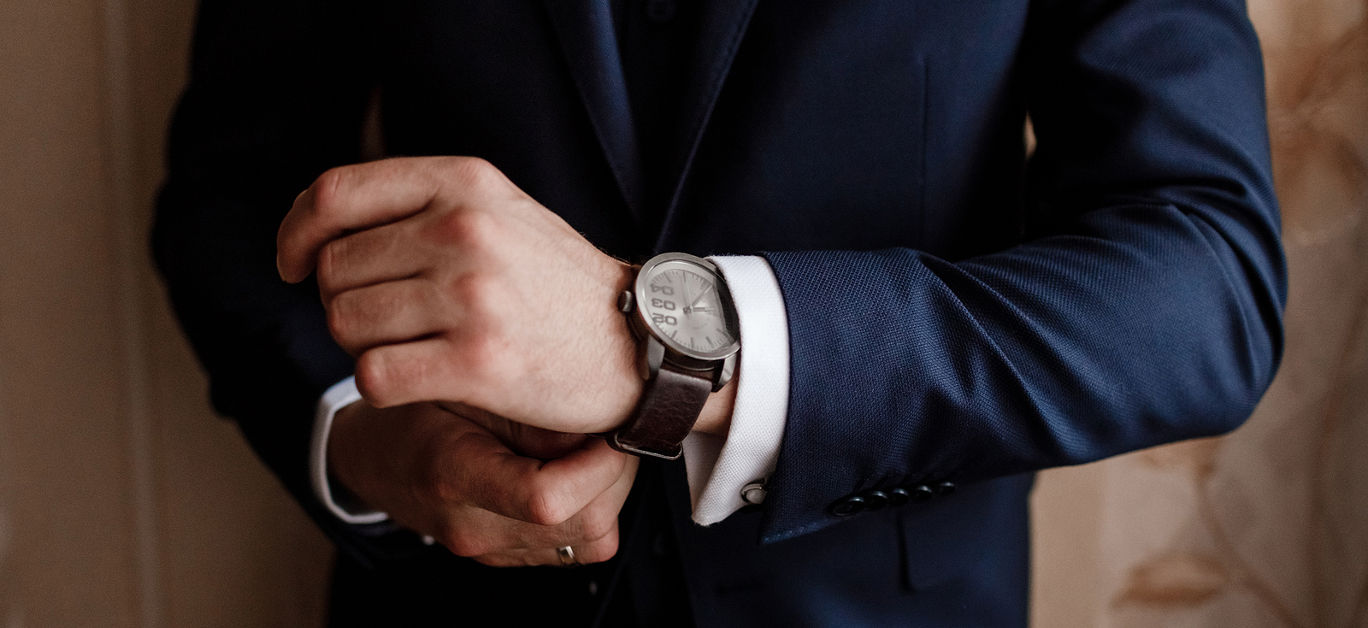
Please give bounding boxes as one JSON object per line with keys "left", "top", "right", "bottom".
{"left": 618, "top": 252, "right": 739, "bottom": 392}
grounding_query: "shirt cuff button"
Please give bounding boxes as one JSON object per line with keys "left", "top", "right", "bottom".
{"left": 740, "top": 481, "right": 768, "bottom": 505}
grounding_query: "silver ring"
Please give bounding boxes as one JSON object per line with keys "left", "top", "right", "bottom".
{"left": 557, "top": 545, "right": 577, "bottom": 567}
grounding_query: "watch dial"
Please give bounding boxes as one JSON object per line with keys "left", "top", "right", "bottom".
{"left": 640, "top": 263, "right": 737, "bottom": 358}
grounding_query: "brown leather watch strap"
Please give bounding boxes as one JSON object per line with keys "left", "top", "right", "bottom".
{"left": 609, "top": 365, "right": 714, "bottom": 460}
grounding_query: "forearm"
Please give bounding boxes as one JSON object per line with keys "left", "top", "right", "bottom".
{"left": 753, "top": 0, "right": 1284, "bottom": 543}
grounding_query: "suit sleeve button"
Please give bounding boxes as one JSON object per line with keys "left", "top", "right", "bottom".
{"left": 829, "top": 496, "right": 866, "bottom": 517}
{"left": 862, "top": 490, "right": 889, "bottom": 510}
{"left": 935, "top": 481, "right": 956, "bottom": 497}
{"left": 910, "top": 485, "right": 935, "bottom": 503}
{"left": 887, "top": 487, "right": 910, "bottom": 506}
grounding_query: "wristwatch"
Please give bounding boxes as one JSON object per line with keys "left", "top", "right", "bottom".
{"left": 610, "top": 252, "right": 741, "bottom": 459}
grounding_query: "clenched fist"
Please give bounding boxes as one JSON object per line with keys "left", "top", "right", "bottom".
{"left": 277, "top": 157, "right": 739, "bottom": 566}
{"left": 277, "top": 156, "right": 643, "bottom": 434}
{"left": 327, "top": 400, "right": 636, "bottom": 567}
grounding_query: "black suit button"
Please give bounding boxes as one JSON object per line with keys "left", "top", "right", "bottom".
{"left": 862, "top": 490, "right": 889, "bottom": 510}
{"left": 887, "top": 487, "right": 911, "bottom": 506}
{"left": 645, "top": 0, "right": 676, "bottom": 23}
{"left": 829, "top": 496, "right": 866, "bottom": 517}
{"left": 935, "top": 481, "right": 957, "bottom": 497}
{"left": 910, "top": 485, "right": 935, "bottom": 503}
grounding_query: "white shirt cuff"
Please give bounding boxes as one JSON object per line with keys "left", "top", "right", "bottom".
{"left": 683, "top": 255, "right": 791, "bottom": 526}
{"left": 310, "top": 376, "right": 389, "bottom": 525}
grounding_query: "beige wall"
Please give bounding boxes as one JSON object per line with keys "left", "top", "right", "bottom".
{"left": 0, "top": 0, "right": 1363, "bottom": 626}
{"left": 0, "top": 0, "right": 331, "bottom": 626}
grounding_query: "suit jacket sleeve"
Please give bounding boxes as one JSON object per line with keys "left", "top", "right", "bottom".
{"left": 755, "top": 0, "right": 1286, "bottom": 543}
{"left": 151, "top": 0, "right": 412, "bottom": 561}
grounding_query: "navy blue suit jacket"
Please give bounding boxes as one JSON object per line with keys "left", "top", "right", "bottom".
{"left": 153, "top": 0, "right": 1284, "bottom": 625}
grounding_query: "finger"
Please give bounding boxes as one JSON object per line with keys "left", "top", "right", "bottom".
{"left": 328, "top": 279, "right": 456, "bottom": 355}
{"left": 278, "top": 158, "right": 448, "bottom": 283}
{"left": 439, "top": 402, "right": 589, "bottom": 460}
{"left": 420, "top": 432, "right": 637, "bottom": 553}
{"left": 430, "top": 499, "right": 603, "bottom": 556}
{"left": 501, "top": 421, "right": 590, "bottom": 460}
{"left": 453, "top": 448, "right": 635, "bottom": 551}
{"left": 354, "top": 326, "right": 521, "bottom": 409}
{"left": 468, "top": 525, "right": 621, "bottom": 568}
{"left": 569, "top": 528, "right": 621, "bottom": 564}
{"left": 456, "top": 436, "right": 629, "bottom": 526}
{"left": 353, "top": 337, "right": 467, "bottom": 408}
{"left": 315, "top": 217, "right": 433, "bottom": 299}
{"left": 503, "top": 450, "right": 637, "bottom": 549}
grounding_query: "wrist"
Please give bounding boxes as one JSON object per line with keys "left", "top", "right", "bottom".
{"left": 326, "top": 401, "right": 374, "bottom": 503}
{"left": 327, "top": 400, "right": 438, "bottom": 509}
{"left": 604, "top": 259, "right": 646, "bottom": 430}
{"left": 607, "top": 253, "right": 741, "bottom": 458}
{"left": 694, "top": 375, "right": 737, "bottom": 436}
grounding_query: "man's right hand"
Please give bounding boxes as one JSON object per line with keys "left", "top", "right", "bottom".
{"left": 327, "top": 400, "right": 638, "bottom": 567}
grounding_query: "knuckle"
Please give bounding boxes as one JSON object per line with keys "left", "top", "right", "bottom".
{"left": 311, "top": 167, "right": 350, "bottom": 213}
{"left": 524, "top": 489, "right": 570, "bottom": 527}
{"left": 416, "top": 445, "right": 462, "bottom": 507}
{"left": 441, "top": 528, "right": 485, "bottom": 558}
{"left": 448, "top": 270, "right": 495, "bottom": 305}
{"left": 354, "top": 352, "right": 397, "bottom": 407}
{"left": 448, "top": 274, "right": 508, "bottom": 330}
{"left": 432, "top": 210, "right": 498, "bottom": 248}
{"left": 580, "top": 534, "right": 620, "bottom": 564}
{"left": 580, "top": 508, "right": 616, "bottom": 543}
{"left": 448, "top": 320, "right": 505, "bottom": 379}
{"left": 451, "top": 156, "right": 499, "bottom": 188}
{"left": 325, "top": 296, "right": 352, "bottom": 346}
{"left": 316, "top": 240, "right": 347, "bottom": 292}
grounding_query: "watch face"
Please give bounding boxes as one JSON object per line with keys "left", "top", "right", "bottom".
{"left": 636, "top": 254, "right": 740, "bottom": 360}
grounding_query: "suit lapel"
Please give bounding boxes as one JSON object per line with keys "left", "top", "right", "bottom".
{"left": 542, "top": 0, "right": 645, "bottom": 221}
{"left": 653, "top": 0, "right": 761, "bottom": 251}
{"left": 541, "top": 0, "right": 761, "bottom": 243}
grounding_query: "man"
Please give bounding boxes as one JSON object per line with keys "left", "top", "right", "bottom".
{"left": 153, "top": 0, "right": 1285, "bottom": 625}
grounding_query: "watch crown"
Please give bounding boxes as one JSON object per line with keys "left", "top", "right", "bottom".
{"left": 617, "top": 290, "right": 635, "bottom": 313}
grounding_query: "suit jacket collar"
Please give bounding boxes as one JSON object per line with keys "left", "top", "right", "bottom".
{"left": 542, "top": 0, "right": 760, "bottom": 243}
{"left": 542, "top": 0, "right": 645, "bottom": 219}
{"left": 653, "top": 0, "right": 760, "bottom": 250}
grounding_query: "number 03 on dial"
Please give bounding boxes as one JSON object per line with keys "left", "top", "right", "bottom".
{"left": 627, "top": 254, "right": 740, "bottom": 362}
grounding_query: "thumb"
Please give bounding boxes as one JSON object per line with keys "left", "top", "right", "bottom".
{"left": 436, "top": 401, "right": 588, "bottom": 459}
{"left": 455, "top": 435, "right": 629, "bottom": 526}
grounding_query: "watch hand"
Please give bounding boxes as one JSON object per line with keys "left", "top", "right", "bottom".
{"left": 690, "top": 285, "right": 714, "bottom": 308}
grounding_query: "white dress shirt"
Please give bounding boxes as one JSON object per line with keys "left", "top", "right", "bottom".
{"left": 309, "top": 255, "right": 790, "bottom": 527}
